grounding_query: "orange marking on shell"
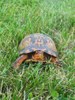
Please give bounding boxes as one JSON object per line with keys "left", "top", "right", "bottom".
{"left": 28, "top": 38, "right": 32, "bottom": 42}
{"left": 35, "top": 39, "right": 43, "bottom": 46}
{"left": 25, "top": 50, "right": 30, "bottom": 53}
{"left": 46, "top": 40, "right": 53, "bottom": 47}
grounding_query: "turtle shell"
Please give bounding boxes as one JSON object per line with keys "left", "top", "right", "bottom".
{"left": 19, "top": 33, "right": 58, "bottom": 57}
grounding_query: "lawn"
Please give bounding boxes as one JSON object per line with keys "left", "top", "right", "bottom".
{"left": 0, "top": 0, "right": 75, "bottom": 99}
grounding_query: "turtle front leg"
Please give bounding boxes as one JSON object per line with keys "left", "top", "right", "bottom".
{"left": 51, "top": 57, "right": 61, "bottom": 66}
{"left": 13, "top": 55, "right": 28, "bottom": 69}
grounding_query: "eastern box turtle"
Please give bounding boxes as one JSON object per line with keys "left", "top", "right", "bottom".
{"left": 13, "top": 33, "right": 60, "bottom": 68}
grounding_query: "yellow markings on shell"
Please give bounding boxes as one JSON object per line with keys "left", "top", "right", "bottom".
{"left": 32, "top": 48, "right": 37, "bottom": 51}
{"left": 42, "top": 49, "right": 46, "bottom": 51}
{"left": 48, "top": 51, "right": 51, "bottom": 54}
{"left": 22, "top": 38, "right": 31, "bottom": 47}
{"left": 46, "top": 40, "right": 53, "bottom": 49}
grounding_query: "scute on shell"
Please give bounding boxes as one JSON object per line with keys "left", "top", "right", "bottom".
{"left": 19, "top": 33, "right": 58, "bottom": 57}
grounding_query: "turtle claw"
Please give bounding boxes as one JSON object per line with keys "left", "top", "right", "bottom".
{"left": 55, "top": 60, "right": 63, "bottom": 67}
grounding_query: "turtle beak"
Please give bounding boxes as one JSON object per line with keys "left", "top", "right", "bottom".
{"left": 32, "top": 51, "right": 44, "bottom": 60}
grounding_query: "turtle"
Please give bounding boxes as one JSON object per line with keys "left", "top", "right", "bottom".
{"left": 13, "top": 33, "right": 60, "bottom": 69}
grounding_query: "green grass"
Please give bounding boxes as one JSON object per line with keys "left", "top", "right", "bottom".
{"left": 0, "top": 0, "right": 75, "bottom": 99}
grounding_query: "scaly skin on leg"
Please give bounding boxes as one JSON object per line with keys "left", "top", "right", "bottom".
{"left": 13, "top": 55, "right": 28, "bottom": 69}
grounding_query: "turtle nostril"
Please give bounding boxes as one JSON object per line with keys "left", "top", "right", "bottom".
{"left": 32, "top": 53, "right": 44, "bottom": 60}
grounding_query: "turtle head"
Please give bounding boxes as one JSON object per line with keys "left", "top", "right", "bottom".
{"left": 32, "top": 50, "right": 44, "bottom": 60}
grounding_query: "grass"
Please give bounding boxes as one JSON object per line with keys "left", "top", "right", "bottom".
{"left": 0, "top": 0, "right": 75, "bottom": 99}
